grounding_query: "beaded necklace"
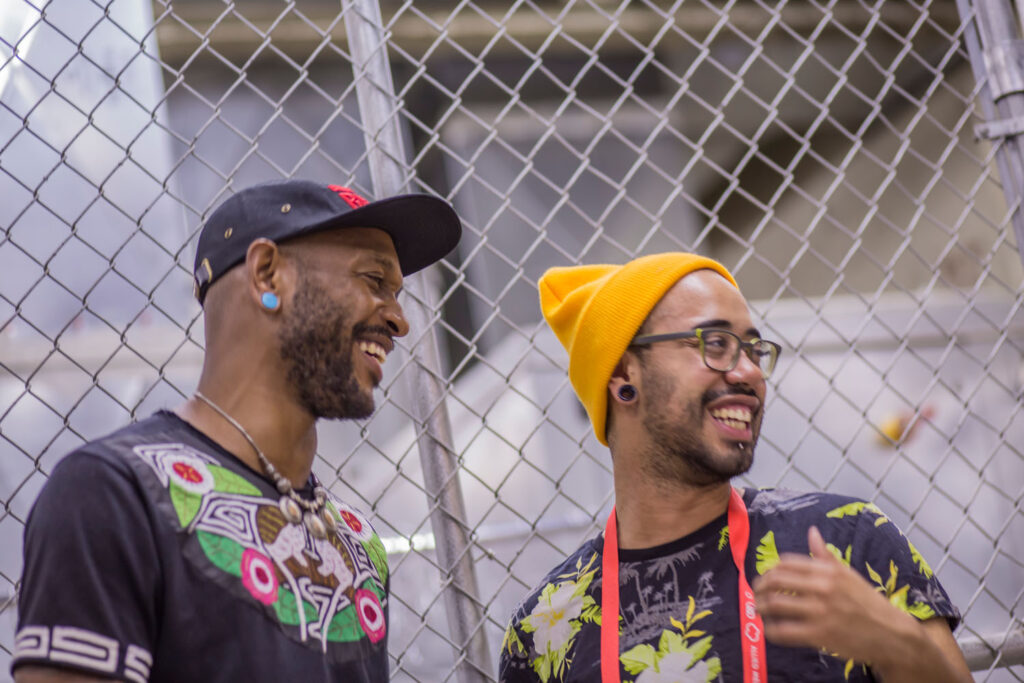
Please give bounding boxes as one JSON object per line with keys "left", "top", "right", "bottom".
{"left": 194, "top": 391, "right": 337, "bottom": 539}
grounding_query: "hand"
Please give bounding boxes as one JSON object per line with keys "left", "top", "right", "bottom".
{"left": 751, "top": 525, "right": 913, "bottom": 664}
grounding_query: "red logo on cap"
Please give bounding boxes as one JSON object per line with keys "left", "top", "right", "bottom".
{"left": 328, "top": 184, "right": 368, "bottom": 209}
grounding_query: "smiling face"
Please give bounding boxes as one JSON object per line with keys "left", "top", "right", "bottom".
{"left": 629, "top": 269, "right": 767, "bottom": 487}
{"left": 278, "top": 227, "right": 408, "bottom": 420}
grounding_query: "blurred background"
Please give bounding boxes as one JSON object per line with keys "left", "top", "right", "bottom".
{"left": 1, "top": 0, "right": 1022, "bottom": 680}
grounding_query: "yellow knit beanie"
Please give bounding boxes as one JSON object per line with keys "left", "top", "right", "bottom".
{"left": 538, "top": 252, "right": 738, "bottom": 445}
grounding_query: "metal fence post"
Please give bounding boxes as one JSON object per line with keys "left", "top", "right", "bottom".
{"left": 342, "top": 2, "right": 492, "bottom": 682}
{"left": 957, "top": 0, "right": 1024, "bottom": 265}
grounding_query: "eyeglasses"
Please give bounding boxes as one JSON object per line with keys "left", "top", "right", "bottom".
{"left": 630, "top": 327, "right": 782, "bottom": 378}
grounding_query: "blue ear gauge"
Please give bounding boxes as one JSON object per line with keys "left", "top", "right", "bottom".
{"left": 261, "top": 292, "right": 280, "bottom": 310}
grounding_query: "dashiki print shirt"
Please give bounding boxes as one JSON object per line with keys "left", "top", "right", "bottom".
{"left": 499, "top": 487, "right": 960, "bottom": 683}
{"left": 14, "top": 411, "right": 389, "bottom": 682}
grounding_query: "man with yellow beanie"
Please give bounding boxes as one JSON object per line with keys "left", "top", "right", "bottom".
{"left": 499, "top": 253, "right": 970, "bottom": 683}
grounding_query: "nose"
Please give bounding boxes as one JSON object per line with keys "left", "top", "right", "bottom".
{"left": 384, "top": 299, "right": 410, "bottom": 338}
{"left": 725, "top": 348, "right": 764, "bottom": 386}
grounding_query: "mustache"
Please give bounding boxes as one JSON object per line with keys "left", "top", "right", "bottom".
{"left": 701, "top": 386, "right": 759, "bottom": 408}
{"left": 352, "top": 323, "right": 394, "bottom": 344}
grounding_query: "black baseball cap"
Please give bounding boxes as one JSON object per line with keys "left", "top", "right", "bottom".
{"left": 193, "top": 179, "right": 462, "bottom": 303}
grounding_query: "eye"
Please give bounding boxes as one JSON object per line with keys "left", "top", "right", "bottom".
{"left": 364, "top": 273, "right": 385, "bottom": 288}
{"left": 704, "top": 335, "right": 730, "bottom": 350}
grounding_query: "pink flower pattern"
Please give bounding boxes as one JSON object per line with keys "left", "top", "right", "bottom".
{"left": 241, "top": 548, "right": 278, "bottom": 605}
{"left": 354, "top": 588, "right": 386, "bottom": 643}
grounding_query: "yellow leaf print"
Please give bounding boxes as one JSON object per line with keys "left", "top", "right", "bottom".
{"left": 755, "top": 531, "right": 780, "bottom": 574}
{"left": 826, "top": 501, "right": 889, "bottom": 526}
{"left": 620, "top": 643, "right": 657, "bottom": 675}
{"left": 906, "top": 538, "right": 934, "bottom": 579}
{"left": 826, "top": 543, "right": 852, "bottom": 566}
{"left": 885, "top": 560, "right": 898, "bottom": 593}
{"left": 866, "top": 560, "right": 937, "bottom": 622}
{"left": 866, "top": 561, "right": 883, "bottom": 586}
{"left": 502, "top": 624, "right": 527, "bottom": 657}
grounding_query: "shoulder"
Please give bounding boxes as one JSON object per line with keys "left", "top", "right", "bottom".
{"left": 501, "top": 535, "right": 602, "bottom": 642}
{"left": 33, "top": 413, "right": 188, "bottom": 503}
{"left": 500, "top": 536, "right": 603, "bottom": 679}
{"left": 745, "top": 487, "right": 894, "bottom": 535}
{"left": 746, "top": 487, "right": 868, "bottom": 517}
{"left": 324, "top": 494, "right": 390, "bottom": 588}
{"left": 44, "top": 412, "right": 190, "bottom": 479}
{"left": 507, "top": 535, "right": 603, "bottom": 625}
{"left": 743, "top": 487, "right": 909, "bottom": 572}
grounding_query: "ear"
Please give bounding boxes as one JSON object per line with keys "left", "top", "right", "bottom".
{"left": 608, "top": 352, "right": 640, "bottom": 406}
{"left": 245, "top": 238, "right": 283, "bottom": 311}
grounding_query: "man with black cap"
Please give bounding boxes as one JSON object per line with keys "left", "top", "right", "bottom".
{"left": 499, "top": 253, "right": 971, "bottom": 682}
{"left": 12, "top": 180, "right": 461, "bottom": 682}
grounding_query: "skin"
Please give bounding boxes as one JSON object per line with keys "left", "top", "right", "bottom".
{"left": 607, "top": 269, "right": 766, "bottom": 549}
{"left": 753, "top": 527, "right": 972, "bottom": 682}
{"left": 15, "top": 228, "right": 409, "bottom": 683}
{"left": 605, "top": 268, "right": 972, "bottom": 683}
{"left": 172, "top": 227, "right": 408, "bottom": 488}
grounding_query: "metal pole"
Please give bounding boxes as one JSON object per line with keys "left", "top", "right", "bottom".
{"left": 954, "top": 0, "right": 1024, "bottom": 619}
{"left": 960, "top": 626, "right": 1024, "bottom": 670}
{"left": 342, "top": 3, "right": 492, "bottom": 682}
{"left": 956, "top": 0, "right": 1024, "bottom": 264}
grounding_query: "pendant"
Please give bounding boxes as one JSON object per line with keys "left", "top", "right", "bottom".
{"left": 321, "top": 508, "right": 338, "bottom": 534}
{"left": 279, "top": 496, "right": 303, "bottom": 525}
{"left": 304, "top": 510, "right": 328, "bottom": 539}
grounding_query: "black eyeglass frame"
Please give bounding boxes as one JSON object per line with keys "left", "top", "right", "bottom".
{"left": 629, "top": 327, "right": 782, "bottom": 377}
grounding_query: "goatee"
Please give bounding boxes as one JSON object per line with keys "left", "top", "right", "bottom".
{"left": 641, "top": 373, "right": 758, "bottom": 487}
{"left": 278, "top": 281, "right": 380, "bottom": 420}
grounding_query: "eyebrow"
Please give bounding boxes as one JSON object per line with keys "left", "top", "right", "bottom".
{"left": 693, "top": 319, "right": 761, "bottom": 338}
{"left": 368, "top": 254, "right": 398, "bottom": 270}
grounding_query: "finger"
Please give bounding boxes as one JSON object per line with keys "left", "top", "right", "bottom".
{"left": 755, "top": 562, "right": 830, "bottom": 592}
{"left": 754, "top": 571, "right": 832, "bottom": 610}
{"left": 757, "top": 565, "right": 835, "bottom": 602}
{"left": 807, "top": 525, "right": 833, "bottom": 562}
{"left": 755, "top": 588, "right": 825, "bottom": 621}
{"left": 762, "top": 618, "right": 829, "bottom": 650}
{"left": 772, "top": 553, "right": 822, "bottom": 571}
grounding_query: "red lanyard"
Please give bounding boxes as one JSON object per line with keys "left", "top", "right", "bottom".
{"left": 600, "top": 488, "right": 767, "bottom": 683}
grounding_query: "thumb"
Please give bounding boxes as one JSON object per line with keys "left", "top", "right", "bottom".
{"left": 807, "top": 525, "right": 833, "bottom": 561}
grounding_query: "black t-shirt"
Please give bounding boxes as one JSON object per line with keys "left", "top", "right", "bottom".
{"left": 499, "top": 487, "right": 961, "bottom": 683}
{"left": 13, "top": 411, "right": 390, "bottom": 682}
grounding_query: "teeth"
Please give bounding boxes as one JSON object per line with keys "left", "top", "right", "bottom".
{"left": 710, "top": 406, "right": 752, "bottom": 425}
{"left": 357, "top": 340, "right": 387, "bottom": 364}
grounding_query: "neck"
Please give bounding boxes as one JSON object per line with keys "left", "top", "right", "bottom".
{"left": 611, "top": 449, "right": 732, "bottom": 549}
{"left": 176, "top": 382, "right": 317, "bottom": 489}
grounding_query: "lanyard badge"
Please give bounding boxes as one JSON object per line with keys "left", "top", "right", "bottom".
{"left": 600, "top": 488, "right": 767, "bottom": 683}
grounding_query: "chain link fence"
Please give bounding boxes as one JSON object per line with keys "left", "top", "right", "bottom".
{"left": 1, "top": 0, "right": 1023, "bottom": 681}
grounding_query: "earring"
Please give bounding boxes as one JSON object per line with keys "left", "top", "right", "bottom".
{"left": 260, "top": 292, "right": 280, "bottom": 310}
{"left": 617, "top": 384, "right": 637, "bottom": 402}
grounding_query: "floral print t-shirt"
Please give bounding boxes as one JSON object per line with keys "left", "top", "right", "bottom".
{"left": 14, "top": 411, "right": 389, "bottom": 682}
{"left": 500, "top": 488, "right": 960, "bottom": 683}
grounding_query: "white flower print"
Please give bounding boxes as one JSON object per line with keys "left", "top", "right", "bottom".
{"left": 635, "top": 653, "right": 709, "bottom": 683}
{"left": 528, "top": 580, "right": 585, "bottom": 655}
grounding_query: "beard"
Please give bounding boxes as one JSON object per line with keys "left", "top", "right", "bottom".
{"left": 640, "top": 370, "right": 758, "bottom": 487}
{"left": 278, "top": 281, "right": 378, "bottom": 420}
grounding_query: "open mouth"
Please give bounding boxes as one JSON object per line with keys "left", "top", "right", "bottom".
{"left": 357, "top": 340, "right": 388, "bottom": 365}
{"left": 709, "top": 406, "right": 753, "bottom": 432}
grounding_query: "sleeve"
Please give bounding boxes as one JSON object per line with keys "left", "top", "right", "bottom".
{"left": 498, "top": 611, "right": 540, "bottom": 683}
{"left": 846, "top": 502, "right": 961, "bottom": 630}
{"left": 13, "top": 450, "right": 161, "bottom": 681}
